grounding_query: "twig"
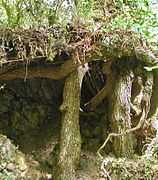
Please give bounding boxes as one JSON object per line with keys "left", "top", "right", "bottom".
{"left": 76, "top": 50, "right": 82, "bottom": 64}
{"left": 101, "top": 159, "right": 112, "bottom": 180}
{"left": 24, "top": 61, "right": 28, "bottom": 82}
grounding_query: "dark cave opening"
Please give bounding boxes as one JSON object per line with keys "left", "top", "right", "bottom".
{"left": 0, "top": 61, "right": 112, "bottom": 159}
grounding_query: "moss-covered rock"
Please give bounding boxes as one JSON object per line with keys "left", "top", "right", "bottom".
{"left": 0, "top": 134, "right": 28, "bottom": 179}
{"left": 0, "top": 134, "right": 50, "bottom": 179}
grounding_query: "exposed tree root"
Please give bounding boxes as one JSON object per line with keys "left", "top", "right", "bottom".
{"left": 97, "top": 108, "right": 146, "bottom": 159}
{"left": 97, "top": 69, "right": 153, "bottom": 158}
{"left": 0, "top": 29, "right": 158, "bottom": 82}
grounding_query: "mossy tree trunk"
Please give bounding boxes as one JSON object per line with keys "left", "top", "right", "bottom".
{"left": 108, "top": 58, "right": 135, "bottom": 157}
{"left": 108, "top": 57, "right": 154, "bottom": 157}
{"left": 109, "top": 72, "right": 134, "bottom": 157}
{"left": 57, "top": 70, "right": 82, "bottom": 180}
{"left": 144, "top": 70, "right": 158, "bottom": 135}
{"left": 148, "top": 70, "right": 158, "bottom": 119}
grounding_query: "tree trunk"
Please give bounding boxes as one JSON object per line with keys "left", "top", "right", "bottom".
{"left": 57, "top": 70, "right": 82, "bottom": 180}
{"left": 145, "top": 70, "right": 158, "bottom": 135}
{"left": 108, "top": 61, "right": 134, "bottom": 157}
{"left": 148, "top": 70, "right": 158, "bottom": 118}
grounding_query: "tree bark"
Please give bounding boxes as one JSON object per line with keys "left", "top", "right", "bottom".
{"left": 148, "top": 70, "right": 158, "bottom": 118}
{"left": 0, "top": 56, "right": 81, "bottom": 81}
{"left": 84, "top": 62, "right": 114, "bottom": 110}
{"left": 108, "top": 63, "right": 134, "bottom": 157}
{"left": 145, "top": 70, "right": 158, "bottom": 134}
{"left": 57, "top": 70, "right": 82, "bottom": 180}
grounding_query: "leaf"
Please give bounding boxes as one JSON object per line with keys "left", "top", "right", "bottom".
{"left": 103, "top": 37, "right": 110, "bottom": 46}
{"left": 144, "top": 65, "right": 158, "bottom": 71}
{"left": 142, "top": 6, "right": 148, "bottom": 11}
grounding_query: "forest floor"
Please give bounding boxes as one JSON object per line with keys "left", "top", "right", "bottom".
{"left": 0, "top": 120, "right": 158, "bottom": 180}
{"left": 21, "top": 126, "right": 158, "bottom": 180}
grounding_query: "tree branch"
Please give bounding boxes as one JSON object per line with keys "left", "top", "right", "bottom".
{"left": 84, "top": 74, "right": 114, "bottom": 110}
{"left": 0, "top": 56, "right": 82, "bottom": 81}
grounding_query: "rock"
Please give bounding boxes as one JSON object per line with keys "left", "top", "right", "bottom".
{"left": 16, "top": 156, "right": 27, "bottom": 171}
{"left": 0, "top": 134, "right": 28, "bottom": 179}
{"left": 0, "top": 134, "right": 43, "bottom": 179}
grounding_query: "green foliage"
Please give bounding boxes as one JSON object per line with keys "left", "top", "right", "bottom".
{"left": 0, "top": 135, "right": 28, "bottom": 179}
{"left": 0, "top": 0, "right": 157, "bottom": 47}
{"left": 144, "top": 66, "right": 158, "bottom": 71}
{"left": 0, "top": 84, "right": 6, "bottom": 90}
{"left": 105, "top": 157, "right": 156, "bottom": 179}
{"left": 0, "top": 172, "right": 14, "bottom": 180}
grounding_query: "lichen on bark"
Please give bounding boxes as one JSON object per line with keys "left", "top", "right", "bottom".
{"left": 57, "top": 69, "right": 82, "bottom": 180}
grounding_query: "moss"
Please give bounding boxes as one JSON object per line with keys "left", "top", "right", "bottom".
{"left": 0, "top": 134, "right": 46, "bottom": 179}
{"left": 0, "top": 134, "right": 28, "bottom": 179}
